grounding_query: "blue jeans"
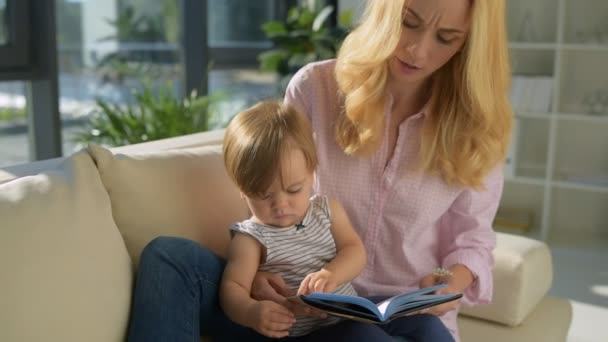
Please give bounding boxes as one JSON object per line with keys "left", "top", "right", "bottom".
{"left": 127, "top": 237, "right": 454, "bottom": 342}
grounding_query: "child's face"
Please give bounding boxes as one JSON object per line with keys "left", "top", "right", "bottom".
{"left": 242, "top": 147, "right": 314, "bottom": 228}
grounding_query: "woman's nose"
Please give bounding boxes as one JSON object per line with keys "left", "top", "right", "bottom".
{"left": 406, "top": 36, "right": 430, "bottom": 60}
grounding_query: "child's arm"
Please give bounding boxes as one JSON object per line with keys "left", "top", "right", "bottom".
{"left": 220, "top": 233, "right": 295, "bottom": 338}
{"left": 297, "top": 198, "right": 366, "bottom": 295}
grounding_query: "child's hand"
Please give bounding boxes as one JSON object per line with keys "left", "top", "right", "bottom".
{"left": 296, "top": 269, "right": 337, "bottom": 296}
{"left": 246, "top": 300, "right": 296, "bottom": 338}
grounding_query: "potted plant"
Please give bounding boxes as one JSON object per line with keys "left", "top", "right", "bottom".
{"left": 258, "top": 3, "right": 352, "bottom": 92}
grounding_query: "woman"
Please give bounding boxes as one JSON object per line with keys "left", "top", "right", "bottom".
{"left": 278, "top": 0, "right": 511, "bottom": 339}
{"left": 127, "top": 0, "right": 512, "bottom": 341}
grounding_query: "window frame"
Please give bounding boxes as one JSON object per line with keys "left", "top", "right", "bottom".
{"left": 207, "top": 0, "right": 297, "bottom": 69}
{"left": 0, "top": 0, "right": 31, "bottom": 72}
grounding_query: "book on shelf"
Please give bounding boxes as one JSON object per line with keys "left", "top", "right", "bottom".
{"left": 494, "top": 207, "right": 534, "bottom": 232}
{"left": 510, "top": 75, "right": 553, "bottom": 113}
{"left": 289, "top": 284, "right": 462, "bottom": 324}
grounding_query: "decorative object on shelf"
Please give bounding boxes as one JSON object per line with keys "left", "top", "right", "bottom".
{"left": 504, "top": 118, "right": 520, "bottom": 178}
{"left": 517, "top": 11, "right": 536, "bottom": 42}
{"left": 582, "top": 89, "right": 608, "bottom": 115}
{"left": 494, "top": 207, "right": 535, "bottom": 233}
{"left": 572, "top": 17, "right": 608, "bottom": 44}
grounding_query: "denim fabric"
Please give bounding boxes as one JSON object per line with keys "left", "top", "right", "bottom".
{"left": 286, "top": 314, "right": 453, "bottom": 342}
{"left": 127, "top": 237, "right": 453, "bottom": 342}
{"left": 127, "top": 236, "right": 269, "bottom": 342}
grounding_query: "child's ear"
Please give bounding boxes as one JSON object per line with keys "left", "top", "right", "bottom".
{"left": 239, "top": 192, "right": 245, "bottom": 200}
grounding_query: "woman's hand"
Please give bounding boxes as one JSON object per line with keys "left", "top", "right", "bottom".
{"left": 252, "top": 271, "right": 327, "bottom": 318}
{"left": 417, "top": 264, "right": 474, "bottom": 316}
{"left": 246, "top": 300, "right": 295, "bottom": 338}
{"left": 251, "top": 271, "right": 294, "bottom": 304}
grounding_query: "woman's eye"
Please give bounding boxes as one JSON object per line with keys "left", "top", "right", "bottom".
{"left": 437, "top": 35, "right": 452, "bottom": 44}
{"left": 402, "top": 19, "right": 418, "bottom": 29}
{"left": 288, "top": 188, "right": 302, "bottom": 194}
{"left": 259, "top": 194, "right": 271, "bottom": 200}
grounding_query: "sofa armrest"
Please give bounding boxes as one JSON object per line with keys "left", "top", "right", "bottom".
{"left": 459, "top": 232, "right": 553, "bottom": 326}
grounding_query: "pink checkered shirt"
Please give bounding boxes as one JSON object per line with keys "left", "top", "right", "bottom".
{"left": 284, "top": 60, "right": 501, "bottom": 339}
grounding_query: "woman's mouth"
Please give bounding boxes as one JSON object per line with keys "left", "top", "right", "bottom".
{"left": 399, "top": 59, "right": 421, "bottom": 72}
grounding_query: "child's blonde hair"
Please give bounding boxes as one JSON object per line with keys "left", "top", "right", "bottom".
{"left": 335, "top": 0, "right": 512, "bottom": 188}
{"left": 223, "top": 101, "right": 318, "bottom": 196}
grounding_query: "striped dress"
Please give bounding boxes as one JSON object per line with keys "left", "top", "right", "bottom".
{"left": 230, "top": 194, "right": 357, "bottom": 337}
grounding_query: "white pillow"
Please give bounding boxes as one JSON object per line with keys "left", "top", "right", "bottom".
{"left": 0, "top": 150, "right": 133, "bottom": 342}
{"left": 459, "top": 232, "right": 553, "bottom": 326}
{"left": 88, "top": 144, "right": 249, "bottom": 267}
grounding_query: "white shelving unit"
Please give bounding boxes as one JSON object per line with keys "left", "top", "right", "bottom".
{"left": 499, "top": 0, "right": 608, "bottom": 248}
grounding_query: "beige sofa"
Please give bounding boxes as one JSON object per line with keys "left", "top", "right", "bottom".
{"left": 0, "top": 130, "right": 572, "bottom": 341}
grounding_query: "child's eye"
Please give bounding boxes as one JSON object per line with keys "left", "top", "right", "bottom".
{"left": 259, "top": 193, "right": 271, "bottom": 200}
{"left": 287, "top": 188, "right": 302, "bottom": 194}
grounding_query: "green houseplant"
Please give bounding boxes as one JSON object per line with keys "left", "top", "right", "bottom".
{"left": 258, "top": 4, "right": 352, "bottom": 92}
{"left": 74, "top": 83, "right": 221, "bottom": 147}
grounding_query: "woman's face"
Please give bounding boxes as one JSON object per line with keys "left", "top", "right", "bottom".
{"left": 388, "top": 0, "right": 471, "bottom": 86}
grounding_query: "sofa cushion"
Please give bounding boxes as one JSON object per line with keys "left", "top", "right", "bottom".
{"left": 459, "top": 232, "right": 553, "bottom": 326}
{"left": 0, "top": 150, "right": 133, "bottom": 342}
{"left": 459, "top": 295, "right": 572, "bottom": 342}
{"left": 88, "top": 143, "right": 249, "bottom": 267}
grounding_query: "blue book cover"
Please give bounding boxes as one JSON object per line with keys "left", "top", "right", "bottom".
{"left": 294, "top": 284, "right": 462, "bottom": 323}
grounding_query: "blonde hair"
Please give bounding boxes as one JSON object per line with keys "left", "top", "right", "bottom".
{"left": 335, "top": 0, "right": 512, "bottom": 188}
{"left": 223, "top": 101, "right": 318, "bottom": 196}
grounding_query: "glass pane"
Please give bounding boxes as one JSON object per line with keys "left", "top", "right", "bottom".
{"left": 209, "top": 69, "right": 279, "bottom": 128}
{"left": 0, "top": 0, "right": 7, "bottom": 45}
{"left": 0, "top": 81, "right": 27, "bottom": 167}
{"left": 56, "top": 0, "right": 183, "bottom": 151}
{"left": 208, "top": 0, "right": 274, "bottom": 46}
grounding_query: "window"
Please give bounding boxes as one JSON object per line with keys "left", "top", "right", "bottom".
{"left": 0, "top": 0, "right": 31, "bottom": 71}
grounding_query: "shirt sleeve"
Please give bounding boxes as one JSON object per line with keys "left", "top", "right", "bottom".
{"left": 284, "top": 63, "right": 314, "bottom": 121}
{"left": 440, "top": 165, "right": 503, "bottom": 305}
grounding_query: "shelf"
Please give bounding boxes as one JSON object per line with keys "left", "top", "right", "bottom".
{"left": 509, "top": 42, "right": 557, "bottom": 50}
{"left": 558, "top": 51, "right": 608, "bottom": 114}
{"left": 514, "top": 113, "right": 608, "bottom": 122}
{"left": 549, "top": 187, "right": 608, "bottom": 240}
{"left": 506, "top": 0, "right": 558, "bottom": 43}
{"left": 563, "top": 0, "right": 608, "bottom": 46}
{"left": 555, "top": 113, "right": 608, "bottom": 122}
{"left": 504, "top": 0, "right": 608, "bottom": 245}
{"left": 505, "top": 176, "right": 546, "bottom": 186}
{"left": 510, "top": 49, "right": 555, "bottom": 75}
{"left": 494, "top": 226, "right": 542, "bottom": 241}
{"left": 548, "top": 233, "right": 608, "bottom": 250}
{"left": 552, "top": 181, "right": 608, "bottom": 194}
{"left": 561, "top": 44, "right": 608, "bottom": 52}
{"left": 516, "top": 112, "right": 552, "bottom": 119}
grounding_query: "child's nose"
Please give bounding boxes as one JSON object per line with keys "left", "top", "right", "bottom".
{"left": 272, "top": 194, "right": 288, "bottom": 210}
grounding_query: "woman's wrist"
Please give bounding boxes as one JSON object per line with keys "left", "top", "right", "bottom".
{"left": 447, "top": 264, "right": 475, "bottom": 292}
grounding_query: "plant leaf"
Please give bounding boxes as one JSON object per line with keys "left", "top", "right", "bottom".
{"left": 312, "top": 6, "right": 334, "bottom": 32}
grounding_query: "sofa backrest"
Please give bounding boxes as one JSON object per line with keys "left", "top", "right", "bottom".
{"left": 88, "top": 143, "right": 249, "bottom": 267}
{"left": 0, "top": 150, "right": 133, "bottom": 341}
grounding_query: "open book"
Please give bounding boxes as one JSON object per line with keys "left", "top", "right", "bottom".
{"left": 291, "top": 284, "right": 462, "bottom": 324}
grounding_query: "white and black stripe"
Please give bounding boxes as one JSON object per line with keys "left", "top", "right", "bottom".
{"left": 231, "top": 195, "right": 357, "bottom": 336}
